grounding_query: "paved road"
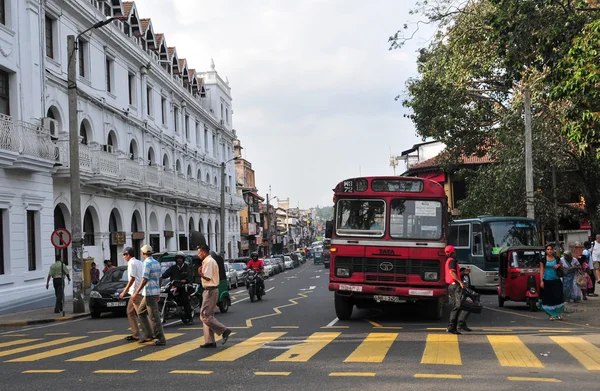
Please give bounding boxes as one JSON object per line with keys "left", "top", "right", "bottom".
{"left": 1, "top": 262, "right": 599, "bottom": 390}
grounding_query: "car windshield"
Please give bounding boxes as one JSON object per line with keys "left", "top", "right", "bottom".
{"left": 336, "top": 199, "right": 385, "bottom": 236}
{"left": 284, "top": 256, "right": 291, "bottom": 262}
{"left": 230, "top": 263, "right": 245, "bottom": 270}
{"left": 389, "top": 199, "right": 443, "bottom": 240}
{"left": 100, "top": 268, "right": 128, "bottom": 283}
{"left": 510, "top": 250, "right": 543, "bottom": 268}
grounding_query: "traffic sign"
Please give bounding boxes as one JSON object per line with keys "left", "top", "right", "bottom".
{"left": 51, "top": 228, "right": 72, "bottom": 249}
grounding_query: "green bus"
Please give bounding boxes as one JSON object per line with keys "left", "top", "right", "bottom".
{"left": 448, "top": 216, "right": 540, "bottom": 291}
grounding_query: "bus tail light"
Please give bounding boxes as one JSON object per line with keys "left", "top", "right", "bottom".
{"left": 336, "top": 268, "right": 351, "bottom": 277}
{"left": 423, "top": 272, "right": 439, "bottom": 281}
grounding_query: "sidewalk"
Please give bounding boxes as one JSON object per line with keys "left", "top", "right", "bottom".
{"left": 0, "top": 300, "right": 90, "bottom": 327}
{"left": 563, "top": 292, "right": 600, "bottom": 326}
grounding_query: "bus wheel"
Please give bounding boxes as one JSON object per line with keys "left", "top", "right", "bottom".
{"left": 426, "top": 297, "right": 443, "bottom": 320}
{"left": 334, "top": 293, "right": 353, "bottom": 320}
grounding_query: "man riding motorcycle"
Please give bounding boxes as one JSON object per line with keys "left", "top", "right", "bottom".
{"left": 161, "top": 251, "right": 193, "bottom": 324}
{"left": 247, "top": 252, "right": 265, "bottom": 295}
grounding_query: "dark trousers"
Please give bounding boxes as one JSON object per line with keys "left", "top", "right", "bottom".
{"left": 179, "top": 290, "right": 192, "bottom": 319}
{"left": 53, "top": 278, "right": 64, "bottom": 312}
{"left": 590, "top": 271, "right": 596, "bottom": 294}
{"left": 448, "top": 284, "right": 468, "bottom": 330}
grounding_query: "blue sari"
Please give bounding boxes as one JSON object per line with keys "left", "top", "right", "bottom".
{"left": 561, "top": 257, "right": 582, "bottom": 302}
{"left": 541, "top": 258, "right": 565, "bottom": 318}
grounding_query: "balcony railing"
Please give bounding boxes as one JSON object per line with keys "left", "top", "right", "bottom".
{"left": 0, "top": 114, "right": 59, "bottom": 163}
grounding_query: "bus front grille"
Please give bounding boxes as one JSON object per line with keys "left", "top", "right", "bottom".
{"left": 335, "top": 257, "right": 439, "bottom": 277}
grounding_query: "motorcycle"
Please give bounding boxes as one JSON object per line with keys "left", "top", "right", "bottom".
{"left": 159, "top": 280, "right": 201, "bottom": 324}
{"left": 244, "top": 269, "right": 264, "bottom": 302}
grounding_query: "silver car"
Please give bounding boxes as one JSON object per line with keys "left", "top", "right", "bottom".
{"left": 224, "top": 263, "right": 239, "bottom": 289}
{"left": 227, "top": 262, "right": 247, "bottom": 286}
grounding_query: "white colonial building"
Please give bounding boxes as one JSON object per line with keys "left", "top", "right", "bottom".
{"left": 0, "top": 0, "right": 245, "bottom": 307}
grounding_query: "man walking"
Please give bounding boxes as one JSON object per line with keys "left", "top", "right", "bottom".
{"left": 591, "top": 234, "right": 600, "bottom": 285}
{"left": 445, "top": 245, "right": 469, "bottom": 334}
{"left": 132, "top": 245, "right": 166, "bottom": 346}
{"left": 120, "top": 247, "right": 144, "bottom": 341}
{"left": 46, "top": 255, "right": 71, "bottom": 313}
{"left": 197, "top": 244, "right": 231, "bottom": 348}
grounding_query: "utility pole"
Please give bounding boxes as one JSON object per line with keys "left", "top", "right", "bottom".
{"left": 220, "top": 161, "right": 226, "bottom": 258}
{"left": 266, "top": 192, "right": 270, "bottom": 257}
{"left": 68, "top": 35, "right": 84, "bottom": 314}
{"left": 524, "top": 85, "right": 535, "bottom": 220}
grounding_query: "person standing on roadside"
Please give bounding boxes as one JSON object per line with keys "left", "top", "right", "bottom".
{"left": 46, "top": 255, "right": 71, "bottom": 313}
{"left": 120, "top": 247, "right": 144, "bottom": 342}
{"left": 591, "top": 234, "right": 600, "bottom": 285}
{"left": 444, "top": 245, "right": 469, "bottom": 334}
{"left": 540, "top": 244, "right": 565, "bottom": 321}
{"left": 132, "top": 245, "right": 167, "bottom": 346}
{"left": 197, "top": 244, "right": 231, "bottom": 348}
{"left": 90, "top": 262, "right": 100, "bottom": 289}
{"left": 582, "top": 241, "right": 597, "bottom": 296}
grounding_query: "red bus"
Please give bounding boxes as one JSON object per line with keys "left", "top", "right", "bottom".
{"left": 327, "top": 176, "right": 448, "bottom": 320}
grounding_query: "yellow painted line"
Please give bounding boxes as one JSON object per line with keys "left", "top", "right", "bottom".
{"left": 0, "top": 339, "right": 41, "bottom": 349}
{"left": 240, "top": 293, "right": 310, "bottom": 328}
{"left": 22, "top": 370, "right": 65, "bottom": 373}
{"left": 414, "top": 374, "right": 462, "bottom": 379}
{"left": 2, "top": 334, "right": 28, "bottom": 337}
{"left": 427, "top": 328, "right": 447, "bottom": 331}
{"left": 0, "top": 337, "right": 86, "bottom": 358}
{"left": 421, "top": 334, "right": 462, "bottom": 365}
{"left": 68, "top": 333, "right": 183, "bottom": 362}
{"left": 94, "top": 370, "right": 138, "bottom": 374}
{"left": 482, "top": 328, "right": 513, "bottom": 332}
{"left": 136, "top": 334, "right": 229, "bottom": 361}
{"left": 344, "top": 333, "right": 398, "bottom": 363}
{"left": 551, "top": 336, "right": 600, "bottom": 370}
{"left": 45, "top": 333, "right": 70, "bottom": 336}
{"left": 539, "top": 330, "right": 571, "bottom": 333}
{"left": 170, "top": 370, "right": 213, "bottom": 375}
{"left": 366, "top": 320, "right": 402, "bottom": 329}
{"left": 202, "top": 332, "right": 286, "bottom": 362}
{"left": 271, "top": 332, "right": 341, "bottom": 362}
{"left": 271, "top": 326, "right": 299, "bottom": 329}
{"left": 254, "top": 372, "right": 291, "bottom": 376}
{"left": 487, "top": 336, "right": 543, "bottom": 368}
{"left": 329, "top": 372, "right": 376, "bottom": 377}
{"left": 321, "top": 326, "right": 349, "bottom": 329}
{"left": 6, "top": 335, "right": 125, "bottom": 362}
{"left": 88, "top": 330, "right": 113, "bottom": 334}
{"left": 508, "top": 377, "right": 561, "bottom": 383}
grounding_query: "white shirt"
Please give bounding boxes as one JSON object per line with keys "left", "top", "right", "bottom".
{"left": 127, "top": 257, "right": 144, "bottom": 295}
{"left": 592, "top": 242, "right": 600, "bottom": 264}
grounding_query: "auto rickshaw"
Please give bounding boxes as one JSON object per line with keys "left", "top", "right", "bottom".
{"left": 497, "top": 246, "right": 544, "bottom": 311}
{"left": 194, "top": 251, "right": 231, "bottom": 313}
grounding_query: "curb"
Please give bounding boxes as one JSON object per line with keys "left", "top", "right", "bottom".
{"left": 0, "top": 313, "right": 90, "bottom": 327}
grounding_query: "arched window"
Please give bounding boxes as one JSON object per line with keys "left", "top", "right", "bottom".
{"left": 79, "top": 121, "right": 89, "bottom": 145}
{"left": 147, "top": 147, "right": 155, "bottom": 166}
{"left": 129, "top": 140, "right": 138, "bottom": 160}
{"left": 83, "top": 208, "right": 95, "bottom": 245}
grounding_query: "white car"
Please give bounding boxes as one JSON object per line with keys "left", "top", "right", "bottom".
{"left": 263, "top": 260, "right": 274, "bottom": 277}
{"left": 284, "top": 256, "right": 294, "bottom": 270}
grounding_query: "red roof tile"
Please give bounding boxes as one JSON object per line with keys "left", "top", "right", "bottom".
{"left": 117, "top": 1, "right": 135, "bottom": 20}
{"left": 408, "top": 151, "right": 492, "bottom": 170}
{"left": 168, "top": 47, "right": 176, "bottom": 59}
{"left": 188, "top": 69, "right": 196, "bottom": 79}
{"left": 140, "top": 18, "right": 151, "bottom": 34}
{"left": 155, "top": 33, "right": 164, "bottom": 47}
{"left": 179, "top": 59, "right": 187, "bottom": 70}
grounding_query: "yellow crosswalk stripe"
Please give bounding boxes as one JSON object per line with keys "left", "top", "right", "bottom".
{"left": 67, "top": 333, "right": 183, "bottom": 362}
{"left": 0, "top": 337, "right": 86, "bottom": 359}
{"left": 551, "top": 336, "right": 600, "bottom": 371}
{"left": 135, "top": 334, "right": 227, "bottom": 361}
{"left": 201, "top": 332, "right": 286, "bottom": 362}
{"left": 0, "top": 339, "right": 41, "bottom": 349}
{"left": 6, "top": 335, "right": 125, "bottom": 362}
{"left": 344, "top": 333, "right": 398, "bottom": 363}
{"left": 271, "top": 332, "right": 340, "bottom": 362}
{"left": 488, "top": 336, "right": 543, "bottom": 368}
{"left": 421, "top": 334, "right": 461, "bottom": 365}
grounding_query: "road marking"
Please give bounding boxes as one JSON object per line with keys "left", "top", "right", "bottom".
{"left": 136, "top": 334, "right": 228, "bottom": 361}
{"left": 0, "top": 317, "right": 88, "bottom": 336}
{"left": 507, "top": 377, "right": 561, "bottom": 383}
{"left": 230, "top": 287, "right": 275, "bottom": 305}
{"left": 551, "top": 336, "right": 600, "bottom": 370}
{"left": 329, "top": 372, "right": 376, "bottom": 377}
{"left": 1, "top": 334, "right": 29, "bottom": 337}
{"left": 45, "top": 333, "right": 70, "bottom": 336}
{"left": 325, "top": 318, "right": 339, "bottom": 328}
{"left": 482, "top": 328, "right": 513, "bottom": 332}
{"left": 201, "top": 332, "right": 286, "bottom": 362}
{"left": 6, "top": 335, "right": 125, "bottom": 362}
{"left": 539, "top": 329, "right": 572, "bottom": 333}
{"left": 321, "top": 326, "right": 349, "bottom": 329}
{"left": 87, "top": 330, "right": 113, "bottom": 334}
{"left": 22, "top": 370, "right": 65, "bottom": 373}
{"left": 235, "top": 292, "right": 309, "bottom": 329}
{"left": 67, "top": 333, "right": 183, "bottom": 361}
{"left": 421, "top": 334, "right": 462, "bottom": 365}
{"left": 345, "top": 333, "right": 398, "bottom": 363}
{"left": 94, "top": 370, "right": 138, "bottom": 374}
{"left": 414, "top": 374, "right": 462, "bottom": 379}
{"left": 367, "top": 320, "right": 403, "bottom": 330}
{"left": 0, "top": 339, "right": 41, "bottom": 348}
{"left": 271, "top": 332, "right": 341, "bottom": 362}
{"left": 271, "top": 326, "right": 299, "bottom": 329}
{"left": 170, "top": 370, "right": 213, "bottom": 375}
{"left": 0, "top": 337, "right": 86, "bottom": 358}
{"left": 487, "top": 336, "right": 543, "bottom": 368}
{"left": 254, "top": 372, "right": 291, "bottom": 376}
{"left": 426, "top": 328, "right": 447, "bottom": 331}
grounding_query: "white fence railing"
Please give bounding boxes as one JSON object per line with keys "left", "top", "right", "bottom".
{"left": 0, "top": 114, "right": 59, "bottom": 162}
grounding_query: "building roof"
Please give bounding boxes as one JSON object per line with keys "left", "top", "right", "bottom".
{"left": 155, "top": 33, "right": 164, "bottom": 47}
{"left": 168, "top": 47, "right": 176, "bottom": 58}
{"left": 140, "top": 18, "right": 151, "bottom": 34}
{"left": 404, "top": 150, "right": 492, "bottom": 174}
{"left": 400, "top": 140, "right": 441, "bottom": 156}
{"left": 179, "top": 59, "right": 187, "bottom": 70}
{"left": 118, "top": 1, "right": 135, "bottom": 20}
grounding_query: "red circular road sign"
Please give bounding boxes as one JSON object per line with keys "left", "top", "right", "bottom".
{"left": 51, "top": 228, "right": 72, "bottom": 249}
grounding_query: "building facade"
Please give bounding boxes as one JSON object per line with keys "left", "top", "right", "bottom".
{"left": 0, "top": 0, "right": 244, "bottom": 307}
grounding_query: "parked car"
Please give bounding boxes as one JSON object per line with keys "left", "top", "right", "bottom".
{"left": 90, "top": 266, "right": 129, "bottom": 318}
{"left": 284, "top": 256, "right": 294, "bottom": 270}
{"left": 263, "top": 259, "right": 275, "bottom": 277}
{"left": 224, "top": 263, "right": 239, "bottom": 289}
{"left": 272, "top": 255, "right": 285, "bottom": 273}
{"left": 227, "top": 262, "right": 247, "bottom": 285}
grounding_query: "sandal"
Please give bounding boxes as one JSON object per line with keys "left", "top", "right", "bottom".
{"left": 124, "top": 336, "right": 140, "bottom": 341}
{"left": 138, "top": 337, "right": 154, "bottom": 344}
{"left": 154, "top": 340, "right": 166, "bottom": 346}
{"left": 557, "top": 316, "right": 564, "bottom": 321}
{"left": 549, "top": 317, "right": 555, "bottom": 321}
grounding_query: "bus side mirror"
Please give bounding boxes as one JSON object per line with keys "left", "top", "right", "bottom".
{"left": 325, "top": 220, "right": 333, "bottom": 239}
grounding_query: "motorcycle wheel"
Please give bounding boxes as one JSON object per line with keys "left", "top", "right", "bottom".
{"left": 249, "top": 286, "right": 255, "bottom": 302}
{"left": 257, "top": 292, "right": 262, "bottom": 301}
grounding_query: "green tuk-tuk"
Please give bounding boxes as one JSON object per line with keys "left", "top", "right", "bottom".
{"left": 196, "top": 251, "right": 231, "bottom": 313}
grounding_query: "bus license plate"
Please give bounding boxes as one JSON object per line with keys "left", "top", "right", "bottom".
{"left": 339, "top": 284, "right": 362, "bottom": 292}
{"left": 409, "top": 289, "right": 434, "bottom": 297}
{"left": 373, "top": 295, "right": 402, "bottom": 303}
{"left": 106, "top": 301, "right": 126, "bottom": 307}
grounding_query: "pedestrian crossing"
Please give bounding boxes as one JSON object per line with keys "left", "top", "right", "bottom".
{"left": 1, "top": 332, "right": 599, "bottom": 371}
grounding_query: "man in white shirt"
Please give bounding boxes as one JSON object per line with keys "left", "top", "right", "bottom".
{"left": 592, "top": 234, "right": 600, "bottom": 284}
{"left": 120, "top": 247, "right": 144, "bottom": 341}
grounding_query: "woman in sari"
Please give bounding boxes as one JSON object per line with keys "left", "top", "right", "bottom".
{"left": 540, "top": 245, "right": 565, "bottom": 320}
{"left": 560, "top": 251, "right": 582, "bottom": 303}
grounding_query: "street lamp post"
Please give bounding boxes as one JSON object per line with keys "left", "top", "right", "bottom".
{"left": 220, "top": 156, "right": 239, "bottom": 258}
{"left": 68, "top": 18, "right": 114, "bottom": 313}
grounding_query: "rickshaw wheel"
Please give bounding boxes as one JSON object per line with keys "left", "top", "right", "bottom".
{"left": 528, "top": 299, "right": 537, "bottom": 312}
{"left": 219, "top": 296, "right": 230, "bottom": 313}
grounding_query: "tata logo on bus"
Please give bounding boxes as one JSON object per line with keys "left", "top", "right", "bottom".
{"left": 378, "top": 249, "right": 395, "bottom": 256}
{"left": 379, "top": 262, "right": 394, "bottom": 272}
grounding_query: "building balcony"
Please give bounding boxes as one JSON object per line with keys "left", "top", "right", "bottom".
{"left": 0, "top": 114, "right": 59, "bottom": 171}
{"left": 54, "top": 138, "right": 246, "bottom": 210}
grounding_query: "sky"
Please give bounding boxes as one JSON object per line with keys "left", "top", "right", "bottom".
{"left": 134, "top": 0, "right": 433, "bottom": 209}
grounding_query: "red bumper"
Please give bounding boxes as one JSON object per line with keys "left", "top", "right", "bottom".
{"left": 329, "top": 282, "right": 446, "bottom": 299}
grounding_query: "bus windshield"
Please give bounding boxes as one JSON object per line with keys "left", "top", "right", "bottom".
{"left": 485, "top": 220, "right": 539, "bottom": 254}
{"left": 390, "top": 199, "right": 443, "bottom": 240}
{"left": 336, "top": 199, "right": 385, "bottom": 236}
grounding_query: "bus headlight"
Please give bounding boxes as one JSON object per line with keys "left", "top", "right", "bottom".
{"left": 423, "top": 272, "right": 439, "bottom": 281}
{"left": 336, "top": 268, "right": 351, "bottom": 277}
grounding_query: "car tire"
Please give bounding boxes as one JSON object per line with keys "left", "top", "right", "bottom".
{"left": 90, "top": 311, "right": 101, "bottom": 319}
